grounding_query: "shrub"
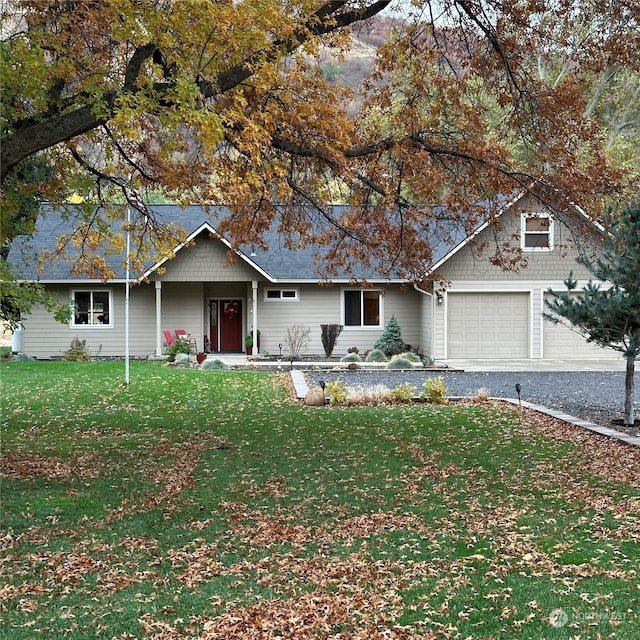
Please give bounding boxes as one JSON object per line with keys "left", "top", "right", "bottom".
{"left": 374, "top": 315, "right": 404, "bottom": 355}
{"left": 341, "top": 352, "right": 362, "bottom": 362}
{"left": 422, "top": 355, "right": 435, "bottom": 366}
{"left": 346, "top": 384, "right": 391, "bottom": 404}
{"left": 347, "top": 346, "right": 359, "bottom": 354}
{"left": 473, "top": 387, "right": 491, "bottom": 402}
{"left": 201, "top": 358, "right": 228, "bottom": 370}
{"left": 64, "top": 336, "right": 91, "bottom": 361}
{"left": 174, "top": 352, "right": 195, "bottom": 364}
{"left": 166, "top": 339, "right": 194, "bottom": 362}
{"left": 325, "top": 379, "right": 347, "bottom": 405}
{"left": 284, "top": 323, "right": 310, "bottom": 357}
{"left": 390, "top": 382, "right": 416, "bottom": 403}
{"left": 421, "top": 376, "right": 449, "bottom": 404}
{"left": 365, "top": 348, "right": 386, "bottom": 362}
{"left": 320, "top": 324, "right": 343, "bottom": 357}
{"left": 386, "top": 355, "right": 415, "bottom": 369}
{"left": 9, "top": 352, "right": 35, "bottom": 362}
{"left": 400, "top": 351, "right": 421, "bottom": 362}
{"left": 245, "top": 330, "right": 260, "bottom": 348}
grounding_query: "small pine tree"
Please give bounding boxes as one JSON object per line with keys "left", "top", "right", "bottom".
{"left": 374, "top": 315, "right": 404, "bottom": 355}
{"left": 545, "top": 201, "right": 640, "bottom": 428}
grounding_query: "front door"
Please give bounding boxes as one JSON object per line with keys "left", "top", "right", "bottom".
{"left": 219, "top": 300, "right": 243, "bottom": 352}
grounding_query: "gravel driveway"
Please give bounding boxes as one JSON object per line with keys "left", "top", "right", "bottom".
{"left": 305, "top": 369, "right": 639, "bottom": 430}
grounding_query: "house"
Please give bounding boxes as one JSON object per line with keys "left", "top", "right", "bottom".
{"left": 6, "top": 195, "right": 618, "bottom": 361}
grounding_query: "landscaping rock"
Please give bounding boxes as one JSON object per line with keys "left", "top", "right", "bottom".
{"left": 304, "top": 386, "right": 325, "bottom": 406}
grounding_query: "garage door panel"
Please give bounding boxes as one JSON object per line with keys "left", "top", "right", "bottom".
{"left": 448, "top": 293, "right": 529, "bottom": 358}
{"left": 543, "top": 293, "right": 616, "bottom": 359}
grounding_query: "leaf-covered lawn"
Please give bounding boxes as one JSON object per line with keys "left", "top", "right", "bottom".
{"left": 1, "top": 361, "right": 638, "bottom": 639}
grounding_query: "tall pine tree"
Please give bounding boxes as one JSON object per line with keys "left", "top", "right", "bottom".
{"left": 545, "top": 201, "right": 640, "bottom": 428}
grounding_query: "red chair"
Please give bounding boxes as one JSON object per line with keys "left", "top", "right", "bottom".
{"left": 163, "top": 330, "right": 174, "bottom": 347}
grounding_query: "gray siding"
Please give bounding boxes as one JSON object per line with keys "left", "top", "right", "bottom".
{"left": 255, "top": 284, "right": 422, "bottom": 357}
{"left": 159, "top": 281, "right": 206, "bottom": 352}
{"left": 21, "top": 283, "right": 157, "bottom": 358}
{"left": 155, "top": 233, "right": 260, "bottom": 282}
{"left": 439, "top": 202, "right": 600, "bottom": 283}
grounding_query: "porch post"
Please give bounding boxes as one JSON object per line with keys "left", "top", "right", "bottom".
{"left": 155, "top": 281, "right": 162, "bottom": 356}
{"left": 252, "top": 280, "right": 259, "bottom": 355}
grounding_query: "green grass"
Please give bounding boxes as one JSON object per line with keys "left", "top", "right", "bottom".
{"left": 1, "top": 360, "right": 639, "bottom": 639}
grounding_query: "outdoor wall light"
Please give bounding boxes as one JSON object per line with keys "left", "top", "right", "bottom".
{"left": 437, "top": 295, "right": 444, "bottom": 305}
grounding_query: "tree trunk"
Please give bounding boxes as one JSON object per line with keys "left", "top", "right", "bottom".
{"left": 624, "top": 351, "right": 635, "bottom": 427}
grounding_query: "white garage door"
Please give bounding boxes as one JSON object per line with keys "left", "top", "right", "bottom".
{"left": 543, "top": 293, "right": 616, "bottom": 359}
{"left": 448, "top": 292, "right": 529, "bottom": 358}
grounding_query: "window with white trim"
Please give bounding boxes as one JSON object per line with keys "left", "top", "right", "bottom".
{"left": 522, "top": 213, "right": 553, "bottom": 250}
{"left": 71, "top": 290, "right": 112, "bottom": 326}
{"left": 264, "top": 288, "right": 299, "bottom": 301}
{"left": 343, "top": 289, "right": 382, "bottom": 327}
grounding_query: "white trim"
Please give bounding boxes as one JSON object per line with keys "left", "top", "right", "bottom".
{"left": 442, "top": 293, "right": 448, "bottom": 359}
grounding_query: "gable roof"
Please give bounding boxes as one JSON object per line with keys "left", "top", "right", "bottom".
{"left": 7, "top": 204, "right": 408, "bottom": 284}
{"left": 424, "top": 191, "right": 607, "bottom": 276}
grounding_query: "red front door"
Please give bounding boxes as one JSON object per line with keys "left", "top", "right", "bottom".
{"left": 219, "top": 300, "right": 243, "bottom": 352}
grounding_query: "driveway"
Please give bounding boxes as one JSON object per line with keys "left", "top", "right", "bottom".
{"left": 304, "top": 361, "right": 639, "bottom": 432}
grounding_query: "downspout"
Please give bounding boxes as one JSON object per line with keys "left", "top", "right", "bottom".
{"left": 413, "top": 283, "right": 435, "bottom": 358}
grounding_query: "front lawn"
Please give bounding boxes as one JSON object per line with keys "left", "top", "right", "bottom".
{"left": 1, "top": 360, "right": 638, "bottom": 639}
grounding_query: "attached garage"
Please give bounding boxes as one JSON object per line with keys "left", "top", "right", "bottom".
{"left": 543, "top": 293, "right": 616, "bottom": 359}
{"left": 447, "top": 292, "right": 530, "bottom": 358}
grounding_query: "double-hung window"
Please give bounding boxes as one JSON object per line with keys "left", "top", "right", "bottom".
{"left": 72, "top": 290, "right": 112, "bottom": 327}
{"left": 343, "top": 289, "right": 382, "bottom": 327}
{"left": 522, "top": 213, "right": 553, "bottom": 251}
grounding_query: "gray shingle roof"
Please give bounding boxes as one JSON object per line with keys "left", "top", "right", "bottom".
{"left": 7, "top": 199, "right": 513, "bottom": 283}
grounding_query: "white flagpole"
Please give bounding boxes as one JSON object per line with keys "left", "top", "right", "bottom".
{"left": 125, "top": 203, "right": 131, "bottom": 385}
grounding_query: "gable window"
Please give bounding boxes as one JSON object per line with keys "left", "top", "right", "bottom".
{"left": 72, "top": 290, "right": 112, "bottom": 326}
{"left": 343, "top": 289, "right": 382, "bottom": 327}
{"left": 522, "top": 213, "right": 553, "bottom": 250}
{"left": 265, "top": 288, "right": 299, "bottom": 301}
